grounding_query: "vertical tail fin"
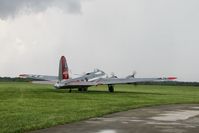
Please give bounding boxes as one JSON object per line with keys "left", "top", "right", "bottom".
{"left": 58, "top": 56, "right": 69, "bottom": 81}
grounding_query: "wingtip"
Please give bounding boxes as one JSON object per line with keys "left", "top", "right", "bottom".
{"left": 19, "top": 74, "right": 27, "bottom": 77}
{"left": 167, "top": 77, "right": 177, "bottom": 80}
{"left": 19, "top": 74, "right": 28, "bottom": 78}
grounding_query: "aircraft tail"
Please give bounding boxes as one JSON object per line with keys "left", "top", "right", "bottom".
{"left": 58, "top": 56, "right": 69, "bottom": 81}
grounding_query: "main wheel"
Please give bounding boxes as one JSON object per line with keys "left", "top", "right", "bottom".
{"left": 83, "top": 88, "right": 88, "bottom": 92}
{"left": 78, "top": 88, "right": 88, "bottom": 92}
{"left": 108, "top": 85, "right": 114, "bottom": 92}
{"left": 78, "top": 88, "right": 83, "bottom": 91}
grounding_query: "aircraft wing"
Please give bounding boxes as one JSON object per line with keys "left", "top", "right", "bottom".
{"left": 95, "top": 77, "right": 176, "bottom": 85}
{"left": 19, "top": 74, "right": 58, "bottom": 81}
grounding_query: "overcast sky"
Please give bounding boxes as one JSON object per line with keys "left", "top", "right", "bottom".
{"left": 0, "top": 0, "right": 199, "bottom": 81}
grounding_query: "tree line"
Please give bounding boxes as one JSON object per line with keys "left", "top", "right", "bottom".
{"left": 0, "top": 77, "right": 33, "bottom": 82}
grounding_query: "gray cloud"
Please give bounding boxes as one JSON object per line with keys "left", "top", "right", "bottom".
{"left": 0, "top": 0, "right": 81, "bottom": 19}
{"left": 1, "top": 0, "right": 199, "bottom": 82}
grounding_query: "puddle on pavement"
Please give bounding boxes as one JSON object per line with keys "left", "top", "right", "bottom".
{"left": 150, "top": 110, "right": 199, "bottom": 121}
{"left": 96, "top": 129, "right": 117, "bottom": 133}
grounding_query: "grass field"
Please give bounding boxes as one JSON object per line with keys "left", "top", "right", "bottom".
{"left": 0, "top": 82, "right": 199, "bottom": 133}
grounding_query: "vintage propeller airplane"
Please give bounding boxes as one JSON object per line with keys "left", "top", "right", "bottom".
{"left": 19, "top": 56, "right": 177, "bottom": 92}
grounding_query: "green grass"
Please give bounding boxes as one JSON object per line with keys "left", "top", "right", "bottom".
{"left": 1, "top": 82, "right": 199, "bottom": 133}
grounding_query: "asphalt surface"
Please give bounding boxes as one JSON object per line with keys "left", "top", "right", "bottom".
{"left": 30, "top": 104, "right": 199, "bottom": 133}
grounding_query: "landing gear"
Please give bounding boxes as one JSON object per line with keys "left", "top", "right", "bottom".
{"left": 108, "top": 85, "right": 114, "bottom": 92}
{"left": 69, "top": 88, "right": 72, "bottom": 93}
{"left": 78, "top": 88, "right": 88, "bottom": 92}
{"left": 83, "top": 88, "right": 88, "bottom": 92}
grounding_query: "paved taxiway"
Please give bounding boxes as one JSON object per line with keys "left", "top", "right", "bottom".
{"left": 31, "top": 104, "right": 199, "bottom": 133}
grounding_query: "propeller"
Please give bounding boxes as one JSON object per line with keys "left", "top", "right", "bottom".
{"left": 132, "top": 71, "right": 137, "bottom": 87}
{"left": 126, "top": 71, "right": 137, "bottom": 78}
{"left": 132, "top": 71, "right": 136, "bottom": 78}
{"left": 110, "top": 72, "right": 118, "bottom": 78}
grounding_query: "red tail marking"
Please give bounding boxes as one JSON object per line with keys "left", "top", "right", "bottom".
{"left": 61, "top": 56, "right": 69, "bottom": 79}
